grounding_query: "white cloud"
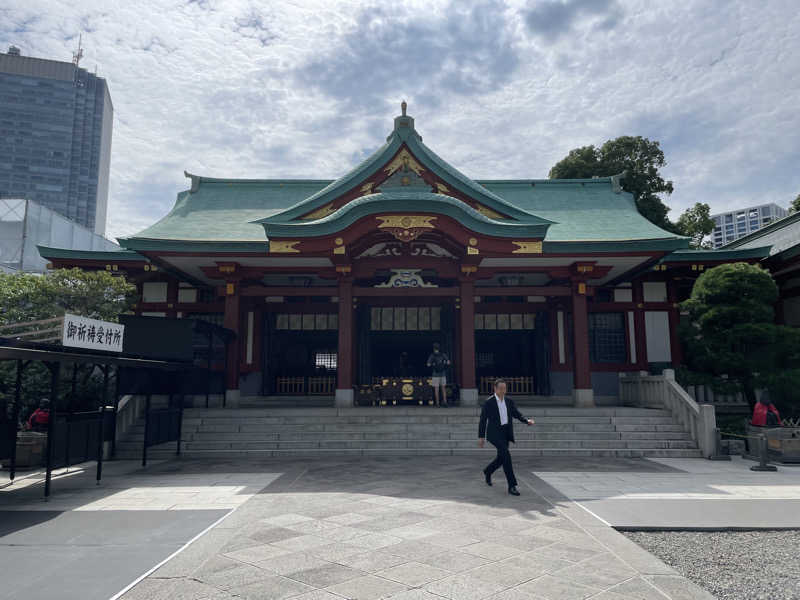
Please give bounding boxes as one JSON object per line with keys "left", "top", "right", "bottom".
{"left": 1, "top": 0, "right": 798, "bottom": 239}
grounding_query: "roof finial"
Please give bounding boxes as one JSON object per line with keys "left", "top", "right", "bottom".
{"left": 401, "top": 100, "right": 407, "bottom": 116}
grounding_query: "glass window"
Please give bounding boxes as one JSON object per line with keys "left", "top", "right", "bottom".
{"left": 589, "top": 313, "right": 626, "bottom": 363}
{"left": 314, "top": 351, "right": 337, "bottom": 370}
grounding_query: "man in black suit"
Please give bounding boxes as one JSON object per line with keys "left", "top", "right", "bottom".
{"left": 478, "top": 379, "right": 534, "bottom": 496}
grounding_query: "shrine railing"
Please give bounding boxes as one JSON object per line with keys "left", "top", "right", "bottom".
{"left": 275, "top": 376, "right": 335, "bottom": 395}
{"left": 479, "top": 376, "right": 533, "bottom": 396}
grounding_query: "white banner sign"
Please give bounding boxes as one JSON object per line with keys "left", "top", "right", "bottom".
{"left": 62, "top": 314, "right": 125, "bottom": 352}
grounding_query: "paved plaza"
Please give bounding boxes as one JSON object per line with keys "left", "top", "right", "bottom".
{"left": 2, "top": 454, "right": 799, "bottom": 599}
{"left": 534, "top": 456, "right": 800, "bottom": 529}
{"left": 2, "top": 453, "right": 758, "bottom": 600}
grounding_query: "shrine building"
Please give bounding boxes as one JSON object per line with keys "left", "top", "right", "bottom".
{"left": 40, "top": 105, "right": 770, "bottom": 408}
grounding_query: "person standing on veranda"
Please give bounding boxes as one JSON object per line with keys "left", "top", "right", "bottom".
{"left": 426, "top": 342, "right": 451, "bottom": 407}
{"left": 478, "top": 379, "right": 534, "bottom": 496}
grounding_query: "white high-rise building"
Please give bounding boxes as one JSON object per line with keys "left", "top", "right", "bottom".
{"left": 711, "top": 203, "right": 787, "bottom": 248}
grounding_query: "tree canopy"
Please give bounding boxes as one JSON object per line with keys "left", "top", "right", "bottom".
{"left": 548, "top": 136, "right": 675, "bottom": 230}
{"left": 675, "top": 203, "right": 715, "bottom": 249}
{"left": 790, "top": 193, "right": 800, "bottom": 214}
{"left": 0, "top": 268, "right": 136, "bottom": 326}
{"left": 548, "top": 136, "right": 723, "bottom": 245}
{"left": 680, "top": 262, "right": 800, "bottom": 412}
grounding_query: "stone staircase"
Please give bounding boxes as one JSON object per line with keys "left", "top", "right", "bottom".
{"left": 114, "top": 405, "right": 702, "bottom": 460}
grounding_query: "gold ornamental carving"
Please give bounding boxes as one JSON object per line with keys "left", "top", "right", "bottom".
{"left": 401, "top": 383, "right": 414, "bottom": 396}
{"left": 384, "top": 148, "right": 425, "bottom": 177}
{"left": 376, "top": 215, "right": 436, "bottom": 243}
{"left": 376, "top": 215, "right": 436, "bottom": 229}
{"left": 511, "top": 241, "right": 543, "bottom": 254}
{"left": 360, "top": 182, "right": 375, "bottom": 195}
{"left": 474, "top": 203, "right": 507, "bottom": 220}
{"left": 270, "top": 241, "right": 301, "bottom": 254}
{"left": 300, "top": 203, "right": 335, "bottom": 221}
{"left": 435, "top": 182, "right": 450, "bottom": 194}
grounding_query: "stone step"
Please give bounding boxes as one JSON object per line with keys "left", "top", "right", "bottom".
{"left": 179, "top": 407, "right": 674, "bottom": 418}
{"left": 180, "top": 430, "right": 693, "bottom": 442}
{"left": 115, "top": 405, "right": 698, "bottom": 460}
{"left": 177, "top": 439, "right": 698, "bottom": 452}
{"left": 115, "top": 447, "right": 703, "bottom": 460}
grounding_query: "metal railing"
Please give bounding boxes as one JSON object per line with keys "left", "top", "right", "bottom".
{"left": 275, "top": 376, "right": 335, "bottom": 395}
{"left": 479, "top": 376, "right": 533, "bottom": 395}
{"left": 0, "top": 316, "right": 65, "bottom": 343}
{"left": 619, "top": 369, "right": 717, "bottom": 458}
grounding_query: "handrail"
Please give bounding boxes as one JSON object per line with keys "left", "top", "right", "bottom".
{"left": 0, "top": 316, "right": 64, "bottom": 332}
{"left": 620, "top": 369, "right": 716, "bottom": 458}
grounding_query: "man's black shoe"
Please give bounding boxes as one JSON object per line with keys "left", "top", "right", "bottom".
{"left": 508, "top": 486, "right": 520, "bottom": 496}
{"left": 483, "top": 469, "right": 492, "bottom": 486}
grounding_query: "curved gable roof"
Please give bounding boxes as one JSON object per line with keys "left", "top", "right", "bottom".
{"left": 264, "top": 110, "right": 540, "bottom": 224}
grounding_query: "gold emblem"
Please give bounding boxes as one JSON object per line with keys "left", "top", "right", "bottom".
{"left": 468, "top": 237, "right": 478, "bottom": 246}
{"left": 384, "top": 148, "right": 425, "bottom": 177}
{"left": 270, "top": 241, "right": 301, "bottom": 254}
{"left": 376, "top": 215, "right": 436, "bottom": 229}
{"left": 376, "top": 216, "right": 435, "bottom": 242}
{"left": 511, "top": 241, "right": 543, "bottom": 254}
{"left": 401, "top": 383, "right": 414, "bottom": 396}
{"left": 300, "top": 203, "right": 335, "bottom": 220}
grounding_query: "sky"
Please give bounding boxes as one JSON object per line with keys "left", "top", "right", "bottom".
{"left": 1, "top": 0, "right": 799, "bottom": 240}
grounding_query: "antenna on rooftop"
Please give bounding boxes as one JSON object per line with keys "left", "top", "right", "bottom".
{"left": 72, "top": 33, "right": 83, "bottom": 67}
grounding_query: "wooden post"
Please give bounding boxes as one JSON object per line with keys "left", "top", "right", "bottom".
{"left": 571, "top": 282, "right": 594, "bottom": 407}
{"left": 223, "top": 281, "right": 240, "bottom": 406}
{"left": 458, "top": 279, "right": 478, "bottom": 406}
{"left": 667, "top": 278, "right": 682, "bottom": 367}
{"left": 335, "top": 278, "right": 354, "bottom": 407}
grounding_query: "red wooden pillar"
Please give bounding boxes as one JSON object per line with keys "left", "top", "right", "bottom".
{"left": 335, "top": 278, "right": 354, "bottom": 406}
{"left": 633, "top": 280, "right": 648, "bottom": 370}
{"left": 666, "top": 278, "right": 683, "bottom": 367}
{"left": 458, "top": 279, "right": 478, "bottom": 405}
{"left": 223, "top": 281, "right": 241, "bottom": 403}
{"left": 571, "top": 282, "right": 594, "bottom": 407}
{"left": 166, "top": 279, "right": 178, "bottom": 318}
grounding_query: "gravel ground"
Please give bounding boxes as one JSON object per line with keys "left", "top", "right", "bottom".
{"left": 624, "top": 530, "right": 800, "bottom": 600}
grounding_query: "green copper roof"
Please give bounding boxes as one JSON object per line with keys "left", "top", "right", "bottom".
{"left": 117, "top": 109, "right": 690, "bottom": 254}
{"left": 264, "top": 111, "right": 535, "bottom": 223}
{"left": 120, "top": 180, "right": 330, "bottom": 245}
{"left": 260, "top": 191, "right": 550, "bottom": 241}
{"left": 659, "top": 246, "right": 772, "bottom": 262}
{"left": 479, "top": 179, "right": 684, "bottom": 243}
{"left": 37, "top": 246, "right": 145, "bottom": 261}
{"left": 723, "top": 211, "right": 800, "bottom": 260}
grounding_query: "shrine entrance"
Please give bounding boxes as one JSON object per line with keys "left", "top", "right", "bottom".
{"left": 354, "top": 301, "right": 457, "bottom": 405}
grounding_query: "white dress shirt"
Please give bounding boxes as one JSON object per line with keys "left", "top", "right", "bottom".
{"left": 495, "top": 394, "right": 509, "bottom": 425}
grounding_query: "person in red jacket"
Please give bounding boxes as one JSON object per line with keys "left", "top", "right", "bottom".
{"left": 26, "top": 399, "right": 50, "bottom": 432}
{"left": 751, "top": 397, "right": 781, "bottom": 427}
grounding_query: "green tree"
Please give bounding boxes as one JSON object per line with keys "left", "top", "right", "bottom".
{"left": 549, "top": 136, "right": 675, "bottom": 230}
{"left": 0, "top": 269, "right": 137, "bottom": 416}
{"left": 789, "top": 193, "right": 800, "bottom": 214}
{"left": 681, "top": 262, "right": 800, "bottom": 412}
{"left": 675, "top": 203, "right": 714, "bottom": 249}
{"left": 0, "top": 268, "right": 136, "bottom": 326}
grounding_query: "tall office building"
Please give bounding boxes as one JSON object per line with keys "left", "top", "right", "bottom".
{"left": 711, "top": 203, "right": 787, "bottom": 248}
{"left": 0, "top": 45, "right": 112, "bottom": 235}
